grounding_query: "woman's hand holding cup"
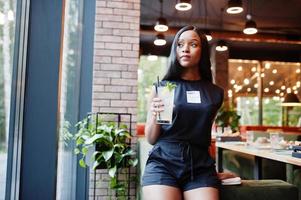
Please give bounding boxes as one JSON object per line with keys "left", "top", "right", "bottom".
{"left": 151, "top": 97, "right": 164, "bottom": 117}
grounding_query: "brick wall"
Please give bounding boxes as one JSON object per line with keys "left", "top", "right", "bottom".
{"left": 91, "top": 0, "right": 140, "bottom": 199}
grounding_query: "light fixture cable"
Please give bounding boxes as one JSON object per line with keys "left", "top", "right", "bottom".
{"left": 243, "top": 0, "right": 257, "bottom": 35}
{"left": 204, "top": 0, "right": 212, "bottom": 41}
{"left": 154, "top": 0, "right": 168, "bottom": 32}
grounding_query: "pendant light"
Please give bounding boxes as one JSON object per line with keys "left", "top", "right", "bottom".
{"left": 205, "top": 31, "right": 212, "bottom": 42}
{"left": 226, "top": 0, "right": 243, "bottom": 14}
{"left": 215, "top": 9, "right": 227, "bottom": 51}
{"left": 154, "top": 33, "right": 166, "bottom": 46}
{"left": 243, "top": 14, "right": 258, "bottom": 35}
{"left": 215, "top": 40, "right": 228, "bottom": 52}
{"left": 281, "top": 93, "right": 301, "bottom": 106}
{"left": 243, "top": 1, "right": 257, "bottom": 35}
{"left": 175, "top": 0, "right": 192, "bottom": 11}
{"left": 204, "top": 0, "right": 212, "bottom": 41}
{"left": 154, "top": 0, "right": 168, "bottom": 32}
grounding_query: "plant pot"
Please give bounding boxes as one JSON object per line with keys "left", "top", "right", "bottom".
{"left": 136, "top": 123, "right": 145, "bottom": 136}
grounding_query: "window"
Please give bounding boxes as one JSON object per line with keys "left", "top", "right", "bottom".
{"left": 56, "top": 0, "right": 84, "bottom": 199}
{"left": 138, "top": 55, "right": 167, "bottom": 122}
{"left": 0, "top": 0, "right": 16, "bottom": 199}
{"left": 229, "top": 59, "right": 301, "bottom": 126}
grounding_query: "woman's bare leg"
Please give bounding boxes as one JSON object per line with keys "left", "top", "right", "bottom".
{"left": 183, "top": 187, "right": 219, "bottom": 200}
{"left": 143, "top": 185, "right": 182, "bottom": 200}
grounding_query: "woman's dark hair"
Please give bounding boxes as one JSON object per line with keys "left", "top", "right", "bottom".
{"left": 162, "top": 25, "right": 213, "bottom": 82}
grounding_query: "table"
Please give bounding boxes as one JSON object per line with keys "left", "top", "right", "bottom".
{"left": 216, "top": 141, "right": 301, "bottom": 179}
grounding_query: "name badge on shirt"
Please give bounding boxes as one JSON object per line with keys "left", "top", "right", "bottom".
{"left": 186, "top": 91, "right": 201, "bottom": 103}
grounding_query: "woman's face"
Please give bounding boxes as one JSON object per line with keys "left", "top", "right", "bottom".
{"left": 176, "top": 30, "right": 201, "bottom": 69}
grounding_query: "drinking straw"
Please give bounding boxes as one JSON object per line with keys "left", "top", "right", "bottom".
{"left": 156, "top": 76, "right": 161, "bottom": 120}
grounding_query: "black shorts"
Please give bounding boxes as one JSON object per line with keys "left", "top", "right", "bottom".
{"left": 142, "top": 141, "right": 220, "bottom": 191}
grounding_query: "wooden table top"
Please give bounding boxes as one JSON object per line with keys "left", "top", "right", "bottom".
{"left": 216, "top": 141, "right": 301, "bottom": 166}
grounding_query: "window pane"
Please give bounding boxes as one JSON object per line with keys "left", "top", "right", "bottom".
{"left": 237, "top": 96, "right": 259, "bottom": 125}
{"left": 56, "top": 0, "right": 83, "bottom": 199}
{"left": 138, "top": 55, "right": 167, "bottom": 122}
{"left": 262, "top": 97, "right": 282, "bottom": 126}
{"left": 0, "top": 0, "right": 16, "bottom": 199}
{"left": 228, "top": 60, "right": 259, "bottom": 125}
{"left": 229, "top": 59, "right": 301, "bottom": 126}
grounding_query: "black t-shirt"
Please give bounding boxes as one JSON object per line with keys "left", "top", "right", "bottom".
{"left": 158, "top": 79, "right": 224, "bottom": 148}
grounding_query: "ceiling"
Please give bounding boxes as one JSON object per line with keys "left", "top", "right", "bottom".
{"left": 140, "top": 0, "right": 301, "bottom": 61}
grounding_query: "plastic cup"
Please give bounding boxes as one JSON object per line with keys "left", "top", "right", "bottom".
{"left": 246, "top": 131, "right": 254, "bottom": 146}
{"left": 156, "top": 86, "right": 175, "bottom": 124}
{"left": 270, "top": 132, "right": 281, "bottom": 149}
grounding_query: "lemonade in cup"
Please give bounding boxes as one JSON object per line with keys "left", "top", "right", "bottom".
{"left": 156, "top": 82, "right": 176, "bottom": 124}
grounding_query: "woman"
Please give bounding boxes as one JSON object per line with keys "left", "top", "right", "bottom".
{"left": 142, "top": 25, "right": 224, "bottom": 200}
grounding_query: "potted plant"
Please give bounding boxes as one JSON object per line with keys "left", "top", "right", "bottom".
{"left": 71, "top": 114, "right": 138, "bottom": 198}
{"left": 215, "top": 106, "right": 241, "bottom": 134}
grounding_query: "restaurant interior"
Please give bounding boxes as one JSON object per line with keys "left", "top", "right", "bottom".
{"left": 137, "top": 0, "right": 301, "bottom": 199}
{"left": 0, "top": 0, "right": 301, "bottom": 199}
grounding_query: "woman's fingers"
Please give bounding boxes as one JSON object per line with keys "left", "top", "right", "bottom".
{"left": 150, "top": 98, "right": 164, "bottom": 115}
{"left": 150, "top": 104, "right": 164, "bottom": 112}
{"left": 152, "top": 101, "right": 164, "bottom": 107}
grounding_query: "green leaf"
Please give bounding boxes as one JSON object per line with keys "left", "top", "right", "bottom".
{"left": 84, "top": 134, "right": 103, "bottom": 145}
{"left": 109, "top": 165, "right": 117, "bottom": 178}
{"left": 92, "top": 160, "right": 101, "bottom": 170}
{"left": 122, "top": 149, "right": 135, "bottom": 157}
{"left": 79, "top": 158, "right": 86, "bottom": 168}
{"left": 166, "top": 81, "right": 177, "bottom": 91}
{"left": 74, "top": 148, "right": 80, "bottom": 154}
{"left": 115, "top": 153, "right": 123, "bottom": 164}
{"left": 110, "top": 177, "right": 117, "bottom": 188}
{"left": 102, "top": 148, "right": 114, "bottom": 161}
{"left": 82, "top": 147, "right": 88, "bottom": 155}
{"left": 128, "top": 158, "right": 138, "bottom": 167}
{"left": 115, "top": 129, "right": 129, "bottom": 137}
{"left": 92, "top": 151, "right": 101, "bottom": 159}
{"left": 76, "top": 138, "right": 84, "bottom": 145}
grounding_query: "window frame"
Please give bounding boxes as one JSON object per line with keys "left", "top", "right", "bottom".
{"left": 5, "top": 0, "right": 95, "bottom": 199}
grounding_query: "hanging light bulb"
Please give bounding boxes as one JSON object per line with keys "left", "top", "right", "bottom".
{"left": 203, "top": 1, "right": 212, "bottom": 42}
{"left": 175, "top": 0, "right": 192, "bottom": 11}
{"left": 204, "top": 30, "right": 212, "bottom": 41}
{"left": 226, "top": 0, "right": 243, "bottom": 14}
{"left": 154, "top": 17, "right": 168, "bottom": 32}
{"left": 154, "top": 0, "right": 168, "bottom": 32}
{"left": 154, "top": 33, "right": 166, "bottom": 46}
{"left": 243, "top": 14, "right": 258, "bottom": 35}
{"left": 215, "top": 40, "right": 228, "bottom": 52}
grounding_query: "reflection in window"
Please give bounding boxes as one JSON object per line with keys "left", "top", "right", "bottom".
{"left": 138, "top": 55, "right": 167, "bottom": 122}
{"left": 56, "top": 0, "right": 83, "bottom": 199}
{"left": 0, "top": 0, "right": 16, "bottom": 199}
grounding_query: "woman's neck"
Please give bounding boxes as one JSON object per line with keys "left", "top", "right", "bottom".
{"left": 181, "top": 68, "right": 201, "bottom": 81}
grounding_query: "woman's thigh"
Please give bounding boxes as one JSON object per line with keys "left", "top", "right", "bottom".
{"left": 183, "top": 187, "right": 219, "bottom": 200}
{"left": 143, "top": 185, "right": 182, "bottom": 200}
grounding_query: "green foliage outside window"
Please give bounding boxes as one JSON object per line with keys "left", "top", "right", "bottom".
{"left": 287, "top": 106, "right": 301, "bottom": 126}
{"left": 237, "top": 96, "right": 300, "bottom": 126}
{"left": 138, "top": 56, "right": 167, "bottom": 122}
{"left": 262, "top": 98, "right": 282, "bottom": 126}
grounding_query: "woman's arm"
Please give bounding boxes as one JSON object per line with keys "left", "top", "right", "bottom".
{"left": 144, "top": 86, "right": 164, "bottom": 145}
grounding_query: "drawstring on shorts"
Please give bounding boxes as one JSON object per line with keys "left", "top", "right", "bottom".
{"left": 180, "top": 142, "right": 194, "bottom": 181}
